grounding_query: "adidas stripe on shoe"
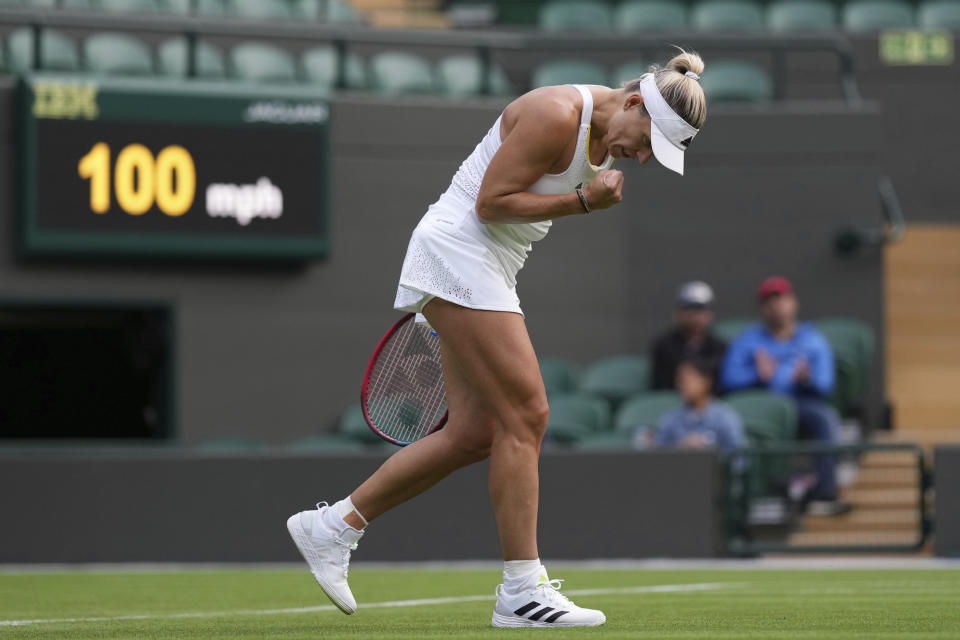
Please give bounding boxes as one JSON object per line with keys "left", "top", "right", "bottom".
{"left": 492, "top": 578, "right": 606, "bottom": 628}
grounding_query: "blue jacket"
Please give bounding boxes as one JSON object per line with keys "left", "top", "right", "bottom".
{"left": 654, "top": 401, "right": 746, "bottom": 453}
{"left": 720, "top": 322, "right": 835, "bottom": 398}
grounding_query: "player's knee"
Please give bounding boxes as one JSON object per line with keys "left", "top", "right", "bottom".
{"left": 514, "top": 392, "right": 550, "bottom": 441}
{"left": 443, "top": 416, "right": 494, "bottom": 463}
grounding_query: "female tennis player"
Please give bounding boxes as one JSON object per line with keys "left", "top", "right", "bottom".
{"left": 288, "top": 50, "right": 707, "bottom": 627}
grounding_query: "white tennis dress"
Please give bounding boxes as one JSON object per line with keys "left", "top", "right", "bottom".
{"left": 394, "top": 84, "right": 614, "bottom": 318}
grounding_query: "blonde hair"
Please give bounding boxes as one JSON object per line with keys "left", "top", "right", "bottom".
{"left": 624, "top": 48, "right": 707, "bottom": 129}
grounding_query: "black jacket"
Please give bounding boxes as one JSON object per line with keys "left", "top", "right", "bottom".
{"left": 650, "top": 327, "right": 727, "bottom": 391}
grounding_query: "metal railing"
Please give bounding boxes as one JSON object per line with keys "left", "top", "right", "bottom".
{"left": 0, "top": 6, "right": 862, "bottom": 101}
{"left": 722, "top": 442, "right": 931, "bottom": 556}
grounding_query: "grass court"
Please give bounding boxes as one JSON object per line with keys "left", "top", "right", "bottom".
{"left": 1, "top": 565, "right": 958, "bottom": 639}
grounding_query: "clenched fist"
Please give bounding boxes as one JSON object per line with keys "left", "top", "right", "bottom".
{"left": 583, "top": 169, "right": 624, "bottom": 211}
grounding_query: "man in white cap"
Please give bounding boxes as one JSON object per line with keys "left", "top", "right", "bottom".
{"left": 650, "top": 281, "right": 727, "bottom": 391}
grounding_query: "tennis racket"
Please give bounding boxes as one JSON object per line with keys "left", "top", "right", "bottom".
{"left": 361, "top": 313, "right": 448, "bottom": 446}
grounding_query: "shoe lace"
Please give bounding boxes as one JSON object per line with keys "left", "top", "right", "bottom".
{"left": 534, "top": 579, "right": 574, "bottom": 609}
{"left": 314, "top": 501, "right": 354, "bottom": 579}
{"left": 340, "top": 544, "right": 353, "bottom": 579}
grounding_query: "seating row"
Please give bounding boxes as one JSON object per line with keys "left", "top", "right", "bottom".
{"left": 0, "top": 29, "right": 511, "bottom": 95}
{"left": 1, "top": 28, "right": 780, "bottom": 103}
{"left": 542, "top": 316, "right": 874, "bottom": 416}
{"left": 485, "top": 0, "right": 960, "bottom": 32}
{"left": 0, "top": 0, "right": 363, "bottom": 22}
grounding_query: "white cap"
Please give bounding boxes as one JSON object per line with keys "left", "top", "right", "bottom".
{"left": 639, "top": 75, "right": 699, "bottom": 175}
{"left": 676, "top": 280, "right": 714, "bottom": 308}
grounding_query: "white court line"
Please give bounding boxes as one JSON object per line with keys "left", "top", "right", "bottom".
{"left": 0, "top": 582, "right": 734, "bottom": 627}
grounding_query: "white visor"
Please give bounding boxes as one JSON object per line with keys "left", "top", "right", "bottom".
{"left": 639, "top": 75, "right": 699, "bottom": 175}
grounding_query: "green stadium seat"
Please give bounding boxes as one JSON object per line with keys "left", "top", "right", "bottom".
{"left": 712, "top": 317, "right": 754, "bottom": 343}
{"left": 700, "top": 60, "right": 773, "bottom": 104}
{"left": 434, "top": 54, "right": 513, "bottom": 97}
{"left": 843, "top": 0, "right": 914, "bottom": 32}
{"left": 918, "top": 0, "right": 960, "bottom": 29}
{"left": 300, "top": 0, "right": 365, "bottom": 23}
{"left": 97, "top": 0, "right": 165, "bottom": 12}
{"left": 547, "top": 392, "right": 611, "bottom": 443}
{"left": 369, "top": 51, "right": 435, "bottom": 95}
{"left": 229, "top": 42, "right": 299, "bottom": 83}
{"left": 613, "top": 391, "right": 683, "bottom": 437}
{"left": 815, "top": 316, "right": 874, "bottom": 414}
{"left": 725, "top": 390, "right": 797, "bottom": 445}
{"left": 531, "top": 59, "right": 608, "bottom": 88}
{"left": 195, "top": 435, "right": 268, "bottom": 452}
{"left": 539, "top": 0, "right": 612, "bottom": 31}
{"left": 338, "top": 402, "right": 382, "bottom": 444}
{"left": 8, "top": 28, "right": 82, "bottom": 73}
{"left": 725, "top": 390, "right": 797, "bottom": 498}
{"left": 615, "top": 0, "right": 688, "bottom": 32}
{"left": 538, "top": 357, "right": 580, "bottom": 395}
{"left": 229, "top": 0, "right": 300, "bottom": 19}
{"left": 300, "top": 46, "right": 367, "bottom": 89}
{"left": 610, "top": 59, "right": 649, "bottom": 87}
{"left": 580, "top": 354, "right": 650, "bottom": 404}
{"left": 767, "top": 0, "right": 838, "bottom": 31}
{"left": 165, "top": 0, "right": 228, "bottom": 14}
{"left": 286, "top": 434, "right": 365, "bottom": 453}
{"left": 497, "top": 0, "right": 542, "bottom": 25}
{"left": 0, "top": 43, "right": 6, "bottom": 75}
{"left": 157, "top": 38, "right": 226, "bottom": 78}
{"left": 692, "top": 0, "right": 765, "bottom": 30}
{"left": 84, "top": 33, "right": 154, "bottom": 76}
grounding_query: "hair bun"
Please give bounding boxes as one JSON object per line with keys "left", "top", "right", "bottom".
{"left": 666, "top": 48, "right": 705, "bottom": 77}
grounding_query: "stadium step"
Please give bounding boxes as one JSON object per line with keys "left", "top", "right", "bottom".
{"left": 351, "top": 0, "right": 449, "bottom": 28}
{"left": 351, "top": 0, "right": 442, "bottom": 8}
{"left": 786, "top": 530, "right": 923, "bottom": 547}
{"left": 857, "top": 449, "right": 921, "bottom": 469}
{"left": 850, "top": 466, "right": 920, "bottom": 489}
{"left": 802, "top": 507, "right": 920, "bottom": 532}
{"left": 366, "top": 8, "right": 450, "bottom": 27}
{"left": 839, "top": 487, "right": 919, "bottom": 508}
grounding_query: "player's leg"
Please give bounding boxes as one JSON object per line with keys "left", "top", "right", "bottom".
{"left": 286, "top": 309, "right": 498, "bottom": 614}
{"left": 420, "top": 298, "right": 549, "bottom": 560}
{"left": 346, "top": 329, "right": 498, "bottom": 522}
{"left": 326, "top": 298, "right": 548, "bottom": 557}
{"left": 416, "top": 299, "right": 605, "bottom": 627}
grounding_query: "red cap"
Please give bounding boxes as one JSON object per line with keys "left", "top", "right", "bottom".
{"left": 757, "top": 276, "right": 793, "bottom": 301}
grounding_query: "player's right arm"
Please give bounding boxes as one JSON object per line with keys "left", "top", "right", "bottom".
{"left": 475, "top": 89, "right": 622, "bottom": 224}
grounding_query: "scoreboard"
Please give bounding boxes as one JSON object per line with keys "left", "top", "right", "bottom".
{"left": 17, "top": 75, "right": 331, "bottom": 260}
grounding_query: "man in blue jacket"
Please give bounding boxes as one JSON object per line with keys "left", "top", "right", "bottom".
{"left": 721, "top": 276, "right": 851, "bottom": 516}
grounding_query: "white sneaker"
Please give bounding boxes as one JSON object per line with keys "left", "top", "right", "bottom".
{"left": 286, "top": 502, "right": 363, "bottom": 614}
{"left": 492, "top": 575, "right": 606, "bottom": 628}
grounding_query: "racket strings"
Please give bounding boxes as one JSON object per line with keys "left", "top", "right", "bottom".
{"left": 366, "top": 319, "right": 447, "bottom": 443}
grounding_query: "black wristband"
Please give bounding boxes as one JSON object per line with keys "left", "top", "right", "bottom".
{"left": 576, "top": 187, "right": 591, "bottom": 214}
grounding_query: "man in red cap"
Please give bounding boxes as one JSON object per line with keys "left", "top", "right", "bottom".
{"left": 720, "top": 276, "right": 851, "bottom": 516}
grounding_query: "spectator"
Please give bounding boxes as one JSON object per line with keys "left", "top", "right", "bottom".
{"left": 650, "top": 281, "right": 726, "bottom": 391}
{"left": 720, "top": 276, "right": 851, "bottom": 516}
{"left": 648, "top": 356, "right": 746, "bottom": 454}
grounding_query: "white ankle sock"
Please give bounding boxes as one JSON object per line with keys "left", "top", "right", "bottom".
{"left": 503, "top": 559, "right": 545, "bottom": 592}
{"left": 329, "top": 496, "right": 367, "bottom": 531}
